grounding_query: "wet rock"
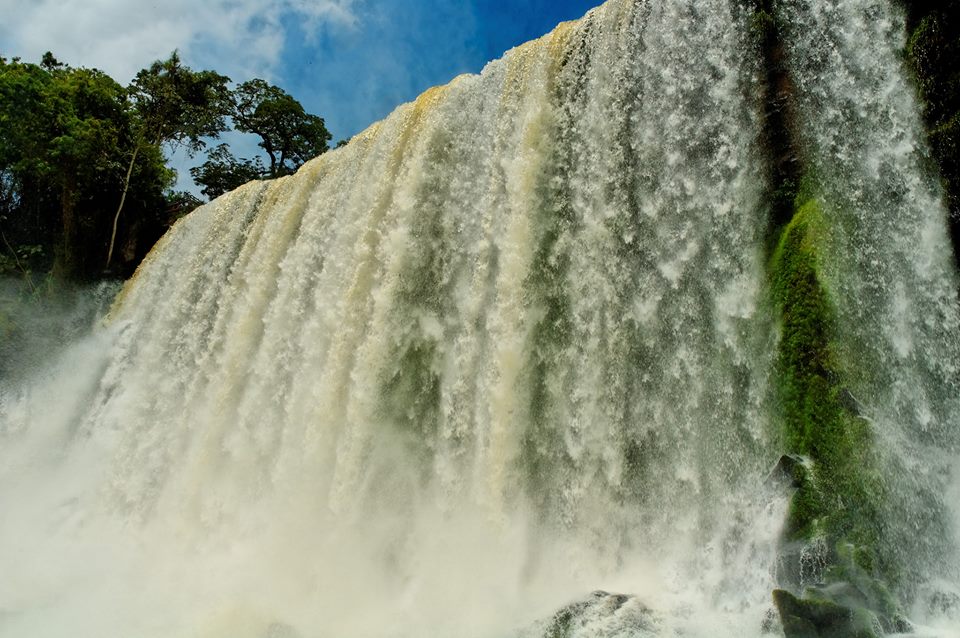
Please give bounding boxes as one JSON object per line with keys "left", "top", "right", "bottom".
{"left": 773, "top": 589, "right": 881, "bottom": 638}
{"left": 926, "top": 588, "right": 960, "bottom": 617}
{"left": 837, "top": 388, "right": 863, "bottom": 416}
{"left": 781, "top": 614, "right": 818, "bottom": 638}
{"left": 917, "top": 585, "right": 960, "bottom": 624}
{"left": 775, "top": 536, "right": 829, "bottom": 593}
{"left": 767, "top": 454, "right": 807, "bottom": 489}
{"left": 805, "top": 579, "right": 911, "bottom": 635}
{"left": 760, "top": 606, "right": 783, "bottom": 634}
{"left": 532, "top": 591, "right": 659, "bottom": 638}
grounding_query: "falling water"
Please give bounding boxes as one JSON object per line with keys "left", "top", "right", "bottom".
{"left": 1, "top": 0, "right": 958, "bottom": 636}
{"left": 778, "top": 0, "right": 960, "bottom": 617}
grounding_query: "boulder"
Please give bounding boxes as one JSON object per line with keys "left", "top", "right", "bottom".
{"left": 767, "top": 454, "right": 808, "bottom": 489}
{"left": 533, "top": 591, "right": 658, "bottom": 638}
{"left": 773, "top": 589, "right": 881, "bottom": 638}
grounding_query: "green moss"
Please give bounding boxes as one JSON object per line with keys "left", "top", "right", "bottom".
{"left": 769, "top": 198, "right": 890, "bottom": 583}
{"left": 773, "top": 588, "right": 882, "bottom": 638}
{"left": 749, "top": 9, "right": 777, "bottom": 43}
{"left": 770, "top": 200, "right": 834, "bottom": 450}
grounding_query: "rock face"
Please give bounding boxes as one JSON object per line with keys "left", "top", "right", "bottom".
{"left": 773, "top": 587, "right": 913, "bottom": 638}
{"left": 767, "top": 454, "right": 808, "bottom": 489}
{"left": 526, "top": 591, "right": 659, "bottom": 638}
{"left": 773, "top": 589, "right": 879, "bottom": 638}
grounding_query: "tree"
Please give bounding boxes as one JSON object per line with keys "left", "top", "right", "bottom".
{"left": 0, "top": 55, "right": 173, "bottom": 280}
{"left": 0, "top": 58, "right": 53, "bottom": 264}
{"left": 0, "top": 52, "right": 336, "bottom": 280}
{"left": 106, "top": 51, "right": 230, "bottom": 269}
{"left": 48, "top": 67, "right": 135, "bottom": 277}
{"left": 189, "top": 143, "right": 264, "bottom": 199}
{"left": 3, "top": 58, "right": 124, "bottom": 278}
{"left": 230, "top": 79, "right": 331, "bottom": 178}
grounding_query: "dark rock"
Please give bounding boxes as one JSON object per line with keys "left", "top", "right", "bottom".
{"left": 837, "top": 388, "right": 863, "bottom": 416}
{"left": 761, "top": 606, "right": 782, "bottom": 634}
{"left": 915, "top": 586, "right": 960, "bottom": 627}
{"left": 772, "top": 589, "right": 881, "bottom": 638}
{"left": 537, "top": 591, "right": 658, "bottom": 638}
{"left": 767, "top": 454, "right": 807, "bottom": 489}
{"left": 806, "top": 579, "right": 907, "bottom": 634}
{"left": 888, "top": 614, "right": 913, "bottom": 634}
{"left": 781, "top": 613, "right": 818, "bottom": 638}
{"left": 775, "top": 536, "right": 829, "bottom": 592}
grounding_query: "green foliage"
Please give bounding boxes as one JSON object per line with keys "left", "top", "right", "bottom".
{"left": 128, "top": 51, "right": 231, "bottom": 151}
{"left": 231, "top": 79, "right": 332, "bottom": 177}
{"left": 0, "top": 242, "right": 44, "bottom": 273}
{"left": 0, "top": 47, "right": 334, "bottom": 282}
{"left": 189, "top": 143, "right": 264, "bottom": 199}
{"left": 104, "top": 51, "right": 231, "bottom": 270}
{"left": 0, "top": 55, "right": 174, "bottom": 280}
{"left": 188, "top": 79, "right": 333, "bottom": 199}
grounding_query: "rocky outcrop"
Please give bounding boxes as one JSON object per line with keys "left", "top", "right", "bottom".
{"left": 773, "top": 587, "right": 913, "bottom": 638}
{"left": 526, "top": 591, "right": 659, "bottom": 638}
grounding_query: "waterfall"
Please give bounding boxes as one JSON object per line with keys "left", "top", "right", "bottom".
{"left": 778, "top": 0, "right": 960, "bottom": 608}
{"left": 1, "top": 0, "right": 958, "bottom": 636}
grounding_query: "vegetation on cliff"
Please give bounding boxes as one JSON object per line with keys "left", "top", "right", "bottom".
{"left": 0, "top": 52, "right": 332, "bottom": 282}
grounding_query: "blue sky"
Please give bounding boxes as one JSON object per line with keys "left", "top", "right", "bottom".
{"left": 281, "top": 0, "right": 600, "bottom": 139}
{"left": 1, "top": 0, "right": 599, "bottom": 188}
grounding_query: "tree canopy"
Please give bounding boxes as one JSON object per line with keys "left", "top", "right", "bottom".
{"left": 189, "top": 79, "right": 333, "bottom": 199}
{"left": 0, "top": 56, "right": 171, "bottom": 280}
{"left": 128, "top": 52, "right": 231, "bottom": 150}
{"left": 106, "top": 52, "right": 230, "bottom": 270}
{"left": 190, "top": 143, "right": 264, "bottom": 200}
{"left": 231, "top": 79, "right": 332, "bottom": 178}
{"left": 0, "top": 51, "right": 333, "bottom": 282}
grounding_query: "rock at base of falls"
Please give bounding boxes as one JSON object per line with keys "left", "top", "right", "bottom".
{"left": 520, "top": 591, "right": 659, "bottom": 638}
{"left": 772, "top": 588, "right": 913, "bottom": 638}
{"left": 921, "top": 587, "right": 960, "bottom": 621}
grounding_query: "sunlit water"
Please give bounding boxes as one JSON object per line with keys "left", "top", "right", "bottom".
{"left": 1, "top": 1, "right": 959, "bottom": 636}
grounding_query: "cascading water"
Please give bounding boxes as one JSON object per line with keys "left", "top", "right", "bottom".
{"left": 775, "top": 0, "right": 960, "bottom": 625}
{"left": 1, "top": 0, "right": 958, "bottom": 636}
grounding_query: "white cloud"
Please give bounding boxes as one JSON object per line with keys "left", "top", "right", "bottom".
{"left": 0, "top": 0, "right": 358, "bottom": 84}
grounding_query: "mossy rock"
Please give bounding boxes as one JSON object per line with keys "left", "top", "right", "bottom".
{"left": 768, "top": 197, "right": 899, "bottom": 613}
{"left": 767, "top": 454, "right": 808, "bottom": 489}
{"left": 773, "top": 589, "right": 881, "bottom": 638}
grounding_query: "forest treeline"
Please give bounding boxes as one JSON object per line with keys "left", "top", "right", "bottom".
{"left": 0, "top": 51, "right": 333, "bottom": 283}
